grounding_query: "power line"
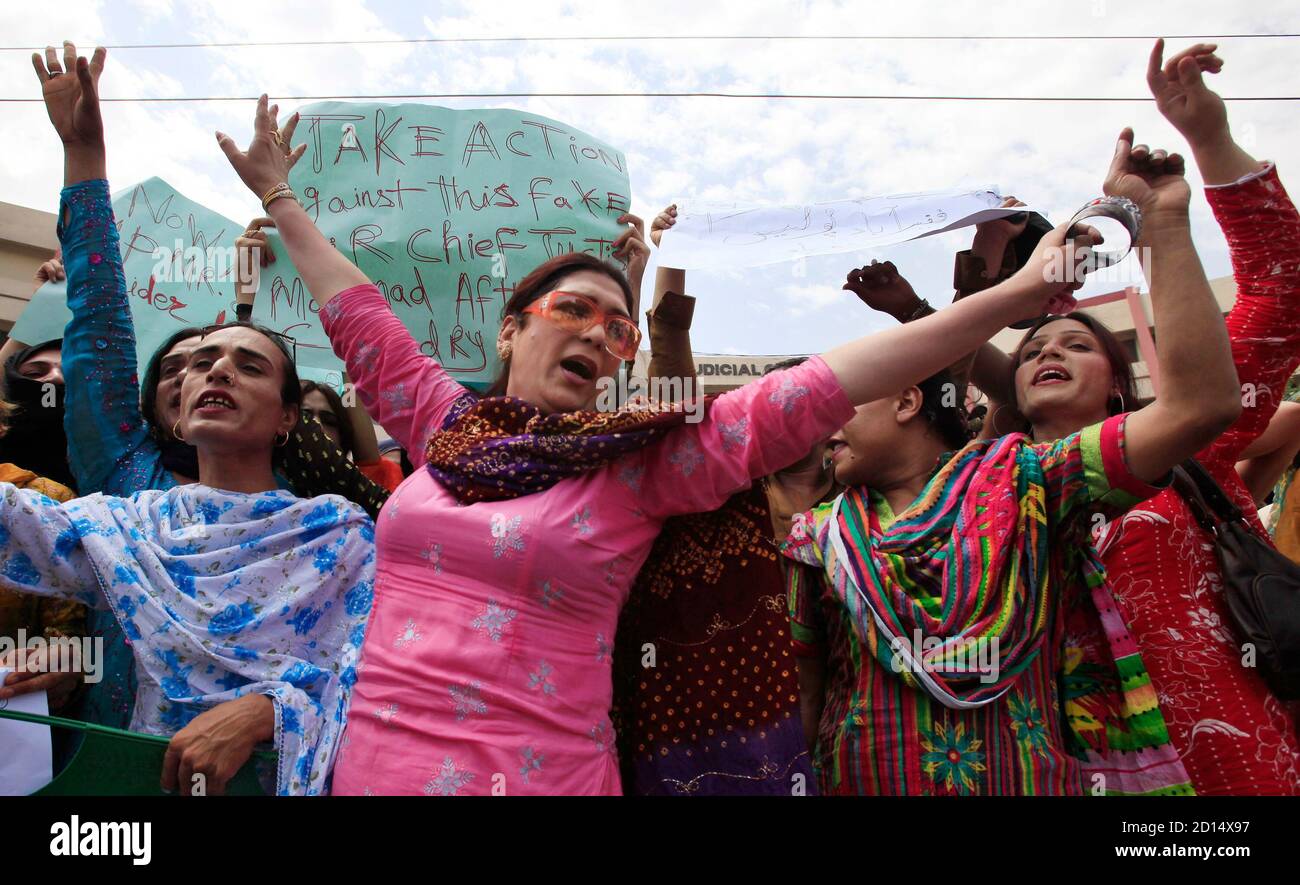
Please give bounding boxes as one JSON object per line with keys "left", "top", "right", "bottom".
{"left": 1, "top": 92, "right": 1296, "bottom": 104}
{"left": 2, "top": 33, "right": 1299, "bottom": 51}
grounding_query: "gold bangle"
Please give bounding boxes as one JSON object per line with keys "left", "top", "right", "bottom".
{"left": 263, "top": 188, "right": 298, "bottom": 211}
{"left": 260, "top": 182, "right": 290, "bottom": 206}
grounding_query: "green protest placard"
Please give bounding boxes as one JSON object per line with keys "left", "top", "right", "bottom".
{"left": 260, "top": 102, "right": 633, "bottom": 391}
{"left": 13, "top": 107, "right": 631, "bottom": 398}
{"left": 12, "top": 178, "right": 244, "bottom": 375}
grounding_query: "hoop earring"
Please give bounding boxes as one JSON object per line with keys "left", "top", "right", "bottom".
{"left": 989, "top": 404, "right": 1012, "bottom": 437}
{"left": 275, "top": 430, "right": 290, "bottom": 448}
{"left": 172, "top": 420, "right": 185, "bottom": 443}
{"left": 1112, "top": 391, "right": 1127, "bottom": 414}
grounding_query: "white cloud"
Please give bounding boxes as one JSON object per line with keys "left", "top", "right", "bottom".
{"left": 779, "top": 281, "right": 851, "bottom": 317}
{"left": 128, "top": 0, "right": 174, "bottom": 15}
{"left": 3, "top": 0, "right": 1297, "bottom": 357}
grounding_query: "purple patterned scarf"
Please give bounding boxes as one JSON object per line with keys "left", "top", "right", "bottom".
{"left": 425, "top": 392, "right": 710, "bottom": 504}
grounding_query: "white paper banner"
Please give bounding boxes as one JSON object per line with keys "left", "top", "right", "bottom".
{"left": 0, "top": 668, "right": 53, "bottom": 795}
{"left": 657, "top": 187, "right": 1033, "bottom": 270}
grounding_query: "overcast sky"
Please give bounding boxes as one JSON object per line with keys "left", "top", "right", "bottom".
{"left": 3, "top": 0, "right": 1298, "bottom": 355}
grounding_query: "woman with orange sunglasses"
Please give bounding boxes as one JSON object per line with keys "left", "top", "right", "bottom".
{"left": 214, "top": 93, "right": 1098, "bottom": 795}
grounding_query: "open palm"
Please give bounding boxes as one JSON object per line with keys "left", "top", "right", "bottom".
{"left": 1146, "top": 39, "right": 1227, "bottom": 147}
{"left": 31, "top": 42, "right": 105, "bottom": 148}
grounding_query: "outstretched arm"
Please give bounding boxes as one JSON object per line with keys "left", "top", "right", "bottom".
{"left": 31, "top": 43, "right": 173, "bottom": 493}
{"left": 1236, "top": 401, "right": 1300, "bottom": 504}
{"left": 218, "top": 99, "right": 467, "bottom": 452}
{"left": 0, "top": 484, "right": 101, "bottom": 606}
{"left": 216, "top": 97, "right": 368, "bottom": 308}
{"left": 644, "top": 205, "right": 698, "bottom": 391}
{"left": 1149, "top": 40, "right": 1300, "bottom": 479}
{"left": 1111, "top": 127, "right": 1241, "bottom": 482}
{"left": 820, "top": 216, "right": 1095, "bottom": 405}
{"left": 846, "top": 264, "right": 1022, "bottom": 438}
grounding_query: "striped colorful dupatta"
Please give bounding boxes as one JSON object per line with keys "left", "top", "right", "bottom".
{"left": 828, "top": 434, "right": 1052, "bottom": 707}
{"left": 826, "top": 432, "right": 1192, "bottom": 795}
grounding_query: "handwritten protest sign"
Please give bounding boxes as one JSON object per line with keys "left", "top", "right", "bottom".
{"left": 14, "top": 106, "right": 630, "bottom": 396}
{"left": 656, "top": 188, "right": 1032, "bottom": 270}
{"left": 12, "top": 178, "right": 250, "bottom": 378}
{"left": 262, "top": 102, "right": 634, "bottom": 391}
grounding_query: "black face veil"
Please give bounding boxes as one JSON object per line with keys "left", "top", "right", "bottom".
{"left": 1, "top": 338, "right": 77, "bottom": 491}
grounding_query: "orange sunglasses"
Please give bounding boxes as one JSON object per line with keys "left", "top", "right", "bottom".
{"left": 522, "top": 291, "right": 642, "bottom": 361}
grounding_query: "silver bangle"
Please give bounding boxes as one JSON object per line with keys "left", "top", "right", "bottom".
{"left": 905, "top": 299, "right": 934, "bottom": 322}
{"left": 1065, "top": 195, "right": 1143, "bottom": 268}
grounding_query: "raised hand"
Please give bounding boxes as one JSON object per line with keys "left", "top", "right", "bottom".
{"left": 237, "top": 217, "right": 277, "bottom": 268}
{"left": 612, "top": 213, "right": 649, "bottom": 282}
{"left": 1104, "top": 127, "right": 1190, "bottom": 221}
{"left": 968, "top": 196, "right": 1029, "bottom": 296}
{"left": 31, "top": 41, "right": 106, "bottom": 150}
{"left": 235, "top": 217, "right": 276, "bottom": 305}
{"left": 843, "top": 260, "right": 921, "bottom": 321}
{"left": 216, "top": 96, "right": 307, "bottom": 201}
{"left": 650, "top": 204, "right": 677, "bottom": 247}
{"left": 1004, "top": 219, "right": 1103, "bottom": 320}
{"left": 1147, "top": 39, "right": 1227, "bottom": 150}
{"left": 36, "top": 254, "right": 65, "bottom": 284}
{"left": 975, "top": 196, "right": 1030, "bottom": 244}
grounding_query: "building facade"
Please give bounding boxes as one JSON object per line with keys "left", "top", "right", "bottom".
{"left": 0, "top": 200, "right": 58, "bottom": 341}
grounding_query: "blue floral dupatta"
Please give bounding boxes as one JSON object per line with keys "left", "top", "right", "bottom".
{"left": 0, "top": 483, "right": 376, "bottom": 795}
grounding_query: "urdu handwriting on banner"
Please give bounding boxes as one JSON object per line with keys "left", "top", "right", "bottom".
{"left": 266, "top": 102, "right": 634, "bottom": 391}
{"left": 656, "top": 188, "right": 1035, "bottom": 270}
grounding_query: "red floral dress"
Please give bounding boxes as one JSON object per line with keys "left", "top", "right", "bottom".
{"left": 1096, "top": 165, "right": 1300, "bottom": 795}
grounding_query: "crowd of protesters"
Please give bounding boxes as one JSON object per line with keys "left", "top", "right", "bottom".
{"left": 0, "top": 36, "right": 1297, "bottom": 796}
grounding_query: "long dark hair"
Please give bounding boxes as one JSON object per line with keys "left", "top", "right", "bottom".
{"left": 144, "top": 323, "right": 301, "bottom": 468}
{"left": 1011, "top": 312, "right": 1137, "bottom": 417}
{"left": 143, "top": 324, "right": 301, "bottom": 421}
{"left": 916, "top": 369, "right": 973, "bottom": 450}
{"left": 487, "top": 252, "right": 633, "bottom": 397}
{"left": 141, "top": 326, "right": 204, "bottom": 438}
{"left": 300, "top": 379, "right": 355, "bottom": 457}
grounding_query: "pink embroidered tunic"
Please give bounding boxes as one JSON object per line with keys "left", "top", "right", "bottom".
{"left": 323, "top": 285, "right": 855, "bottom": 795}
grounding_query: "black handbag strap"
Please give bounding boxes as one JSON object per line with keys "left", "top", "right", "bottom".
{"left": 1170, "top": 458, "right": 1246, "bottom": 535}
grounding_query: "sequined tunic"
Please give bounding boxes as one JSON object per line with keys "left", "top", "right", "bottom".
{"left": 321, "top": 284, "right": 855, "bottom": 795}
